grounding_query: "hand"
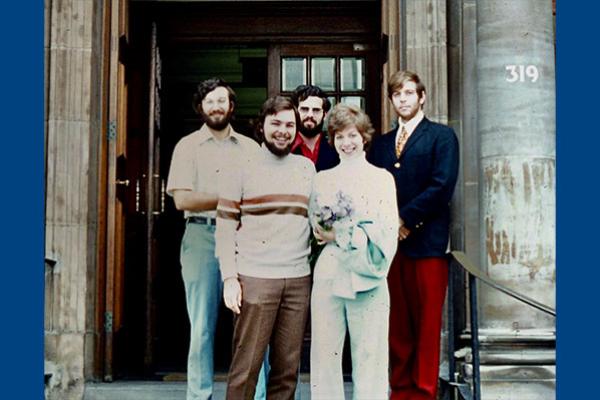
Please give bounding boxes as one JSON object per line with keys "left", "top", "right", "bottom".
{"left": 223, "top": 277, "right": 242, "bottom": 314}
{"left": 398, "top": 218, "right": 411, "bottom": 241}
{"left": 313, "top": 224, "right": 336, "bottom": 245}
{"left": 398, "top": 225, "right": 411, "bottom": 241}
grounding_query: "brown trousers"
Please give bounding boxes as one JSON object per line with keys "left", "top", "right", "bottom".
{"left": 226, "top": 274, "right": 311, "bottom": 400}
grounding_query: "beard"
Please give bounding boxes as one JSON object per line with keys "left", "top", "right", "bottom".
{"left": 201, "top": 108, "right": 233, "bottom": 131}
{"left": 299, "top": 117, "right": 324, "bottom": 138}
{"left": 264, "top": 137, "right": 293, "bottom": 157}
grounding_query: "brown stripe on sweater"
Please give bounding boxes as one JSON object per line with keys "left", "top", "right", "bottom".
{"left": 241, "top": 206, "right": 308, "bottom": 217}
{"left": 242, "top": 194, "right": 309, "bottom": 206}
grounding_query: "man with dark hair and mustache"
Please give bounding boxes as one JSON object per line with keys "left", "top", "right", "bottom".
{"left": 167, "top": 77, "right": 259, "bottom": 400}
{"left": 291, "top": 85, "right": 339, "bottom": 172}
{"left": 215, "top": 95, "right": 315, "bottom": 399}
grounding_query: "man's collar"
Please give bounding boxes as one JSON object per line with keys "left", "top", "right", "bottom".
{"left": 197, "top": 123, "right": 239, "bottom": 144}
{"left": 397, "top": 110, "right": 425, "bottom": 135}
{"left": 291, "top": 132, "right": 305, "bottom": 151}
{"left": 293, "top": 131, "right": 321, "bottom": 147}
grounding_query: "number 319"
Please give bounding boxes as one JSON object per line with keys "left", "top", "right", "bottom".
{"left": 506, "top": 65, "right": 539, "bottom": 83}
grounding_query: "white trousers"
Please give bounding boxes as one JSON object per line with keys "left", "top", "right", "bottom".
{"left": 310, "top": 280, "right": 390, "bottom": 400}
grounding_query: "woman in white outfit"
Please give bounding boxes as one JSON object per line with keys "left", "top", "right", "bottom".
{"left": 309, "top": 104, "right": 399, "bottom": 399}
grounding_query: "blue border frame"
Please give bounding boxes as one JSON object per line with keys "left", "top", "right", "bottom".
{"left": 0, "top": 1, "right": 584, "bottom": 398}
{"left": 556, "top": 1, "right": 599, "bottom": 398}
{"left": 0, "top": 1, "right": 45, "bottom": 398}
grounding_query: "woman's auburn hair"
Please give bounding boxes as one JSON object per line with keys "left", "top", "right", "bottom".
{"left": 327, "top": 103, "right": 375, "bottom": 149}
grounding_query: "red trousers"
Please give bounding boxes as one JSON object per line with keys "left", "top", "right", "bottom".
{"left": 388, "top": 250, "right": 448, "bottom": 400}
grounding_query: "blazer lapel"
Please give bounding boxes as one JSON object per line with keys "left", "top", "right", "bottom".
{"left": 400, "top": 118, "right": 430, "bottom": 157}
{"left": 382, "top": 129, "right": 399, "bottom": 161}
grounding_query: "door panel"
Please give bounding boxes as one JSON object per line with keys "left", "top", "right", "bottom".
{"left": 104, "top": 0, "right": 129, "bottom": 382}
{"left": 144, "top": 21, "right": 163, "bottom": 373}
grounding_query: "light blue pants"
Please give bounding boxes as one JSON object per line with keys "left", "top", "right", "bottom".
{"left": 254, "top": 348, "right": 270, "bottom": 400}
{"left": 254, "top": 347, "right": 302, "bottom": 400}
{"left": 310, "top": 281, "right": 390, "bottom": 400}
{"left": 180, "top": 222, "right": 222, "bottom": 400}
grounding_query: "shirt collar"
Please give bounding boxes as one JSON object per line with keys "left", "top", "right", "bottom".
{"left": 291, "top": 132, "right": 305, "bottom": 151}
{"left": 291, "top": 133, "right": 322, "bottom": 165}
{"left": 397, "top": 109, "right": 425, "bottom": 138}
{"left": 291, "top": 132, "right": 321, "bottom": 148}
{"left": 196, "top": 123, "right": 240, "bottom": 145}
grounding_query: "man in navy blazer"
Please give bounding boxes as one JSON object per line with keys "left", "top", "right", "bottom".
{"left": 368, "top": 70, "right": 459, "bottom": 400}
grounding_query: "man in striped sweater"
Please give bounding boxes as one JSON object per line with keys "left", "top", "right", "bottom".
{"left": 215, "top": 96, "right": 315, "bottom": 399}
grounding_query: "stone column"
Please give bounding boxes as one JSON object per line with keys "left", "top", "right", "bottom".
{"left": 476, "top": 0, "right": 555, "bottom": 398}
{"left": 45, "top": 0, "right": 102, "bottom": 398}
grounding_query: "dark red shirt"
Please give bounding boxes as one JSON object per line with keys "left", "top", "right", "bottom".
{"left": 291, "top": 133, "right": 322, "bottom": 165}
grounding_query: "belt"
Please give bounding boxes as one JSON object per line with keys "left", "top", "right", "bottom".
{"left": 187, "top": 216, "right": 217, "bottom": 226}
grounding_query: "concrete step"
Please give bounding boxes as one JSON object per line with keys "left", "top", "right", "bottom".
{"left": 456, "top": 362, "right": 555, "bottom": 400}
{"left": 478, "top": 365, "right": 555, "bottom": 400}
{"left": 83, "top": 379, "right": 354, "bottom": 400}
{"left": 84, "top": 382, "right": 189, "bottom": 400}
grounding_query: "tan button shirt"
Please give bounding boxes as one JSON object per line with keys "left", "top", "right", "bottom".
{"left": 166, "top": 124, "right": 260, "bottom": 219}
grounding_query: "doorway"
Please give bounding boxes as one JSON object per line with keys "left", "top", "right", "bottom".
{"left": 154, "top": 42, "right": 270, "bottom": 376}
{"left": 109, "top": 0, "right": 381, "bottom": 379}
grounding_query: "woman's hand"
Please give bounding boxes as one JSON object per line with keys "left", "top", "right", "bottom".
{"left": 313, "top": 224, "right": 336, "bottom": 245}
{"left": 223, "top": 277, "right": 242, "bottom": 314}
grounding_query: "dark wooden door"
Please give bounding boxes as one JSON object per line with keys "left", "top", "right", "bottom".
{"left": 143, "top": 21, "right": 164, "bottom": 374}
{"left": 103, "top": 0, "right": 130, "bottom": 382}
{"left": 105, "top": 17, "right": 169, "bottom": 379}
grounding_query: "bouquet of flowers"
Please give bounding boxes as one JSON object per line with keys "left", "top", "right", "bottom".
{"left": 309, "top": 191, "right": 356, "bottom": 268}
{"left": 311, "top": 190, "right": 355, "bottom": 230}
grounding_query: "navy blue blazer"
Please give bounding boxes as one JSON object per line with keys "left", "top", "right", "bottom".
{"left": 292, "top": 133, "right": 340, "bottom": 172}
{"left": 368, "top": 118, "right": 459, "bottom": 258}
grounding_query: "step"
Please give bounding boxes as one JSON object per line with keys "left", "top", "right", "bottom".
{"left": 479, "top": 365, "right": 555, "bottom": 400}
{"left": 83, "top": 378, "right": 354, "bottom": 400}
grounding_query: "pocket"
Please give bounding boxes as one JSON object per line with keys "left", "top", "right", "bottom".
{"left": 180, "top": 224, "right": 191, "bottom": 254}
{"left": 238, "top": 275, "right": 263, "bottom": 305}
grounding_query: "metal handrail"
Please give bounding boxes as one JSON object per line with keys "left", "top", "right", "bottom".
{"left": 446, "top": 251, "right": 556, "bottom": 400}
{"left": 452, "top": 251, "right": 556, "bottom": 316}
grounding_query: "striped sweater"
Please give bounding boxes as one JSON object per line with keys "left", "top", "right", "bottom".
{"left": 215, "top": 144, "right": 316, "bottom": 281}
